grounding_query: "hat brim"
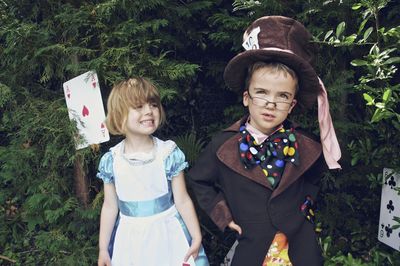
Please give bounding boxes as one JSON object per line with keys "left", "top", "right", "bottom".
{"left": 223, "top": 49, "right": 320, "bottom": 109}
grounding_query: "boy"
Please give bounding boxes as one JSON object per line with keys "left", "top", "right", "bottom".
{"left": 188, "top": 16, "right": 341, "bottom": 266}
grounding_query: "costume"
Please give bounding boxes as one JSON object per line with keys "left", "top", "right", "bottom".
{"left": 188, "top": 117, "right": 325, "bottom": 265}
{"left": 97, "top": 136, "right": 209, "bottom": 266}
{"left": 188, "top": 16, "right": 341, "bottom": 265}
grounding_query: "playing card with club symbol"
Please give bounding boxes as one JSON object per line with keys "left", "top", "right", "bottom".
{"left": 63, "top": 71, "right": 109, "bottom": 150}
{"left": 378, "top": 168, "right": 400, "bottom": 251}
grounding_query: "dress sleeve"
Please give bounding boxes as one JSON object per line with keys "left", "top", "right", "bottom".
{"left": 96, "top": 151, "right": 114, "bottom": 183}
{"left": 165, "top": 146, "right": 189, "bottom": 180}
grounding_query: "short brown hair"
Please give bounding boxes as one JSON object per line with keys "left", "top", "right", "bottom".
{"left": 244, "top": 61, "right": 299, "bottom": 93}
{"left": 105, "top": 77, "right": 166, "bottom": 135}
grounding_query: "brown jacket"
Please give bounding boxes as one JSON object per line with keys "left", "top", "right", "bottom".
{"left": 188, "top": 117, "right": 325, "bottom": 266}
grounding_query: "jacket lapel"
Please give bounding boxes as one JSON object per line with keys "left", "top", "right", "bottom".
{"left": 271, "top": 133, "right": 322, "bottom": 198}
{"left": 216, "top": 118, "right": 273, "bottom": 190}
{"left": 217, "top": 133, "right": 273, "bottom": 190}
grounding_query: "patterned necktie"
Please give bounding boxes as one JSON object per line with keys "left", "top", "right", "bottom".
{"left": 238, "top": 125, "right": 299, "bottom": 189}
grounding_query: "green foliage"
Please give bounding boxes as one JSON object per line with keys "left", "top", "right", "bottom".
{"left": 322, "top": 236, "right": 400, "bottom": 265}
{"left": 0, "top": 83, "right": 12, "bottom": 109}
{"left": 0, "top": 87, "right": 100, "bottom": 264}
{"left": 173, "top": 133, "right": 206, "bottom": 167}
{"left": 316, "top": 0, "right": 400, "bottom": 264}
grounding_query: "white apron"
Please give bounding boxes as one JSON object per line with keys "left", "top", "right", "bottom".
{"left": 109, "top": 138, "right": 203, "bottom": 266}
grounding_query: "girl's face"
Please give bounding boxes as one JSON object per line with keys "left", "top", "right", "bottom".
{"left": 243, "top": 67, "right": 297, "bottom": 135}
{"left": 124, "top": 102, "right": 160, "bottom": 138}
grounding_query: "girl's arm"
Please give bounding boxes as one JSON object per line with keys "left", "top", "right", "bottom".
{"left": 98, "top": 183, "right": 119, "bottom": 266}
{"left": 172, "top": 171, "right": 202, "bottom": 262}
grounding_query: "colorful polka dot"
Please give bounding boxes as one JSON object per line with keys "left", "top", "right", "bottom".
{"left": 283, "top": 146, "right": 288, "bottom": 155}
{"left": 249, "top": 147, "right": 258, "bottom": 155}
{"left": 275, "top": 159, "right": 284, "bottom": 168}
{"left": 268, "top": 177, "right": 275, "bottom": 185}
{"left": 240, "top": 143, "right": 249, "bottom": 151}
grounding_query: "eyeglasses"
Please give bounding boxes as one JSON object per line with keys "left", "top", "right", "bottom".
{"left": 247, "top": 92, "right": 293, "bottom": 111}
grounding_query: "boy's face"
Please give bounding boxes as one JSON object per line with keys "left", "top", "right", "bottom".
{"left": 243, "top": 67, "right": 297, "bottom": 135}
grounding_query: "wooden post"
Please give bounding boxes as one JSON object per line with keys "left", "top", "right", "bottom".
{"left": 74, "top": 153, "right": 89, "bottom": 207}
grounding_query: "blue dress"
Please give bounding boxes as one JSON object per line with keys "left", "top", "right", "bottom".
{"left": 97, "top": 137, "right": 209, "bottom": 266}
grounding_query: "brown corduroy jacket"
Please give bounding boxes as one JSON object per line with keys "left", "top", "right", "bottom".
{"left": 188, "top": 117, "right": 325, "bottom": 266}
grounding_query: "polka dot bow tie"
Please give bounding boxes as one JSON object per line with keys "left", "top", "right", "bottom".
{"left": 238, "top": 125, "right": 299, "bottom": 189}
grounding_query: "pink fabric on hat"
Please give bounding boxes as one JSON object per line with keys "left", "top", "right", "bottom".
{"left": 318, "top": 78, "right": 341, "bottom": 169}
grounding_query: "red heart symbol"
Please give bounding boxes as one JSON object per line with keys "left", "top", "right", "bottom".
{"left": 101, "top": 123, "right": 106, "bottom": 133}
{"left": 82, "top": 105, "right": 89, "bottom": 117}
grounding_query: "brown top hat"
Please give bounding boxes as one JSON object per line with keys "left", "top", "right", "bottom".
{"left": 223, "top": 16, "right": 320, "bottom": 109}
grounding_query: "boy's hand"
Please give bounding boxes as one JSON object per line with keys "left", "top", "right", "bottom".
{"left": 98, "top": 249, "right": 111, "bottom": 266}
{"left": 228, "top": 220, "right": 242, "bottom": 235}
{"left": 184, "top": 237, "right": 202, "bottom": 262}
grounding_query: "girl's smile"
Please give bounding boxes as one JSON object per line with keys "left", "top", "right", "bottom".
{"left": 139, "top": 118, "right": 156, "bottom": 127}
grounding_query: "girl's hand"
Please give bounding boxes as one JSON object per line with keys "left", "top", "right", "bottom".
{"left": 184, "top": 237, "right": 202, "bottom": 262}
{"left": 98, "top": 249, "right": 111, "bottom": 266}
{"left": 228, "top": 220, "right": 242, "bottom": 235}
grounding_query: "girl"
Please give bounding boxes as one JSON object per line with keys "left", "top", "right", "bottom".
{"left": 97, "top": 77, "right": 209, "bottom": 266}
{"left": 188, "top": 16, "right": 341, "bottom": 266}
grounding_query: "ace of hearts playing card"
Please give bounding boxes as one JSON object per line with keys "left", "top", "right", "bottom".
{"left": 378, "top": 168, "right": 400, "bottom": 251}
{"left": 63, "top": 71, "right": 109, "bottom": 150}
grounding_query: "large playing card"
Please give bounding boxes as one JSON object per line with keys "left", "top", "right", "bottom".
{"left": 63, "top": 71, "right": 109, "bottom": 150}
{"left": 378, "top": 168, "right": 400, "bottom": 251}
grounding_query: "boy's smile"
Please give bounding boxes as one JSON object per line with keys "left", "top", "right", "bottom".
{"left": 243, "top": 67, "right": 297, "bottom": 135}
